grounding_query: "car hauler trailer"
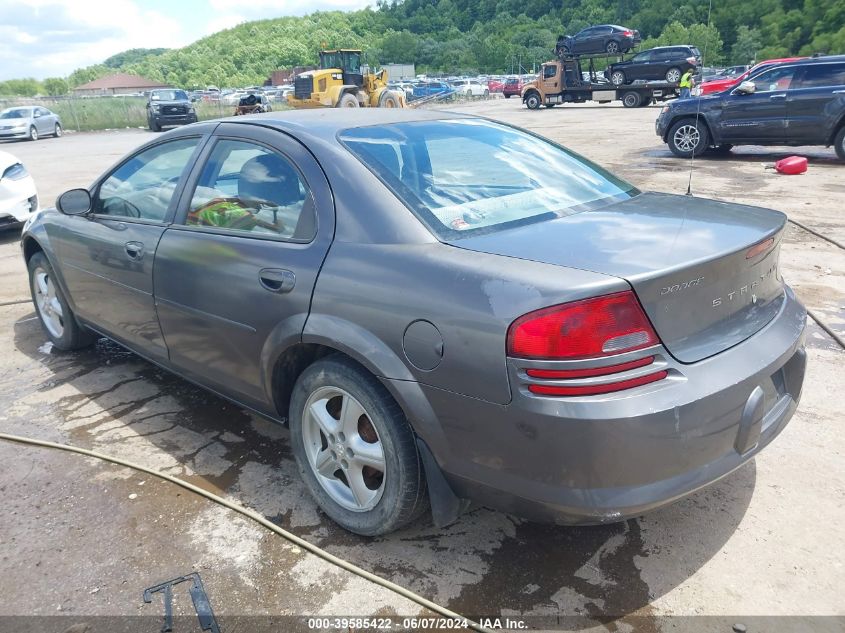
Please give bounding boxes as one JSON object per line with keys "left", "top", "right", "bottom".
{"left": 522, "top": 54, "right": 681, "bottom": 109}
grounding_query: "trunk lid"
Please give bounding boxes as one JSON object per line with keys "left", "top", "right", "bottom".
{"left": 448, "top": 192, "right": 787, "bottom": 363}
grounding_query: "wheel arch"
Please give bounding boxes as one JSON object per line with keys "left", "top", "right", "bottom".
{"left": 665, "top": 113, "right": 716, "bottom": 144}
{"left": 827, "top": 114, "right": 845, "bottom": 145}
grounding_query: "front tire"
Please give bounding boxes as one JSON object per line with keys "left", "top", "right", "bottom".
{"left": 524, "top": 92, "right": 542, "bottom": 110}
{"left": 610, "top": 70, "right": 626, "bottom": 86}
{"left": 834, "top": 126, "right": 845, "bottom": 161}
{"left": 28, "top": 252, "right": 95, "bottom": 351}
{"left": 289, "top": 355, "right": 428, "bottom": 535}
{"left": 667, "top": 118, "right": 710, "bottom": 158}
{"left": 29, "top": 126, "right": 38, "bottom": 141}
{"left": 53, "top": 123, "right": 62, "bottom": 137}
{"left": 337, "top": 93, "right": 359, "bottom": 108}
{"left": 504, "top": 93, "right": 512, "bottom": 98}
{"left": 379, "top": 91, "right": 401, "bottom": 108}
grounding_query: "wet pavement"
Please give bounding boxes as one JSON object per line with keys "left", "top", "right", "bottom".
{"left": 1, "top": 102, "right": 844, "bottom": 631}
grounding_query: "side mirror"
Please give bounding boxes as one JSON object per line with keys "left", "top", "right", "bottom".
{"left": 56, "top": 188, "right": 92, "bottom": 216}
{"left": 735, "top": 81, "right": 756, "bottom": 95}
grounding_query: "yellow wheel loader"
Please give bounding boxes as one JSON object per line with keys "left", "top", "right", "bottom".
{"left": 287, "top": 49, "right": 406, "bottom": 109}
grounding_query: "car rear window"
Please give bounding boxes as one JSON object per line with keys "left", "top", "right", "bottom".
{"left": 339, "top": 119, "right": 637, "bottom": 240}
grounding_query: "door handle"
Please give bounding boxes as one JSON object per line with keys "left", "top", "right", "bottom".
{"left": 124, "top": 241, "right": 144, "bottom": 260}
{"left": 258, "top": 268, "right": 295, "bottom": 293}
{"left": 769, "top": 93, "right": 786, "bottom": 100}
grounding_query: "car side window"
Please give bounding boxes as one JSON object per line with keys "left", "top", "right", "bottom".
{"left": 93, "top": 137, "right": 200, "bottom": 221}
{"left": 543, "top": 65, "right": 557, "bottom": 79}
{"left": 633, "top": 51, "right": 652, "bottom": 62}
{"left": 748, "top": 67, "right": 796, "bottom": 92}
{"left": 186, "top": 139, "right": 315, "bottom": 241}
{"left": 797, "top": 63, "right": 845, "bottom": 88}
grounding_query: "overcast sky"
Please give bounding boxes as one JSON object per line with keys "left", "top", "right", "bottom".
{"left": 0, "top": 0, "right": 374, "bottom": 81}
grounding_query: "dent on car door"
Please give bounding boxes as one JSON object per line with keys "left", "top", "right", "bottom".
{"left": 50, "top": 136, "right": 206, "bottom": 360}
{"left": 153, "top": 124, "right": 334, "bottom": 412}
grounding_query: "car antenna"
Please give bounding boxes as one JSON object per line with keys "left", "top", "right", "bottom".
{"left": 686, "top": 0, "right": 714, "bottom": 196}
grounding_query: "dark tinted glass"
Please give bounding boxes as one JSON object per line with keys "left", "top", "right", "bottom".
{"left": 798, "top": 63, "right": 845, "bottom": 88}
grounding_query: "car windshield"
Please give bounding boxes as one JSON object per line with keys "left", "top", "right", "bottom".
{"left": 1, "top": 108, "right": 30, "bottom": 119}
{"left": 151, "top": 90, "right": 188, "bottom": 101}
{"left": 340, "top": 119, "right": 637, "bottom": 239}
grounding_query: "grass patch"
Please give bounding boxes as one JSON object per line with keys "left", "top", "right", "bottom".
{"left": 1, "top": 97, "right": 290, "bottom": 132}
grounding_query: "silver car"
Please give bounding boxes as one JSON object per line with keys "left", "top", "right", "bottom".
{"left": 0, "top": 106, "right": 63, "bottom": 141}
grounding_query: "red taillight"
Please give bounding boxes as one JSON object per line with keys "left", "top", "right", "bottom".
{"left": 526, "top": 356, "right": 654, "bottom": 379}
{"left": 528, "top": 370, "right": 668, "bottom": 396}
{"left": 687, "top": 57, "right": 697, "bottom": 65}
{"left": 507, "top": 291, "right": 659, "bottom": 360}
{"left": 623, "top": 30, "right": 634, "bottom": 36}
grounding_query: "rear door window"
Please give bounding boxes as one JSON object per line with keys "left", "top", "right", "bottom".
{"left": 797, "top": 63, "right": 845, "bottom": 88}
{"left": 185, "top": 139, "right": 315, "bottom": 241}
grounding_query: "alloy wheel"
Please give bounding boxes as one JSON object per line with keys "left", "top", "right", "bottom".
{"left": 606, "top": 41, "right": 619, "bottom": 54}
{"left": 55, "top": 124, "right": 63, "bottom": 137}
{"left": 666, "top": 68, "right": 681, "bottom": 83}
{"left": 33, "top": 267, "right": 64, "bottom": 338}
{"left": 29, "top": 126, "right": 38, "bottom": 141}
{"left": 673, "top": 124, "right": 701, "bottom": 152}
{"left": 301, "top": 386, "right": 386, "bottom": 512}
{"left": 611, "top": 71, "right": 625, "bottom": 85}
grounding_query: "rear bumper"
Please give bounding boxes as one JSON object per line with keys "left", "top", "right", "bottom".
{"left": 414, "top": 285, "right": 807, "bottom": 524}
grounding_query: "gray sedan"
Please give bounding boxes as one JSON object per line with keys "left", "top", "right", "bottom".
{"left": 20, "top": 110, "right": 807, "bottom": 535}
{"left": 0, "top": 106, "right": 62, "bottom": 141}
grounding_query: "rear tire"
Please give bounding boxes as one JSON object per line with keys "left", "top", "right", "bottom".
{"left": 29, "top": 126, "right": 38, "bottom": 141}
{"left": 606, "top": 40, "right": 620, "bottom": 55}
{"left": 525, "top": 92, "right": 542, "bottom": 110}
{"left": 504, "top": 93, "right": 512, "bottom": 98}
{"left": 834, "top": 126, "right": 845, "bottom": 161}
{"left": 665, "top": 67, "right": 682, "bottom": 83}
{"left": 289, "top": 355, "right": 428, "bottom": 536}
{"left": 337, "top": 93, "right": 359, "bottom": 108}
{"left": 667, "top": 118, "right": 710, "bottom": 158}
{"left": 622, "top": 91, "right": 642, "bottom": 108}
{"left": 27, "top": 252, "right": 95, "bottom": 351}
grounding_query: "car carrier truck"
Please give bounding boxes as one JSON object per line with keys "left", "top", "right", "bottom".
{"left": 521, "top": 54, "right": 681, "bottom": 109}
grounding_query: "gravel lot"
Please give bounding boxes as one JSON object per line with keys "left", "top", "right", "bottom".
{"left": 1, "top": 100, "right": 843, "bottom": 632}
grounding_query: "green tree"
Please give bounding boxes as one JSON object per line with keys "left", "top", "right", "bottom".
{"left": 731, "top": 25, "right": 762, "bottom": 64}
{"left": 43, "top": 77, "right": 69, "bottom": 96}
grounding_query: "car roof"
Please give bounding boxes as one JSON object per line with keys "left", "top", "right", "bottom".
{"left": 228, "top": 108, "right": 474, "bottom": 142}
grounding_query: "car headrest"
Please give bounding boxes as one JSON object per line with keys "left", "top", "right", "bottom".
{"left": 238, "top": 153, "right": 301, "bottom": 207}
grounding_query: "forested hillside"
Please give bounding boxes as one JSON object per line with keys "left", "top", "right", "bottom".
{"left": 3, "top": 0, "right": 844, "bottom": 94}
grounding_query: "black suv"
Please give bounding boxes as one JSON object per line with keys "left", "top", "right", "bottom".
{"left": 656, "top": 56, "right": 845, "bottom": 160}
{"left": 555, "top": 25, "right": 641, "bottom": 56}
{"left": 607, "top": 45, "right": 701, "bottom": 85}
{"left": 146, "top": 89, "right": 197, "bottom": 132}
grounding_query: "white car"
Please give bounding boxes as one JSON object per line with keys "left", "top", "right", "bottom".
{"left": 452, "top": 79, "right": 489, "bottom": 97}
{"left": 0, "top": 151, "right": 38, "bottom": 229}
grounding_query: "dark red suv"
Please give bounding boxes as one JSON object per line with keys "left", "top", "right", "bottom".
{"left": 503, "top": 77, "right": 524, "bottom": 98}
